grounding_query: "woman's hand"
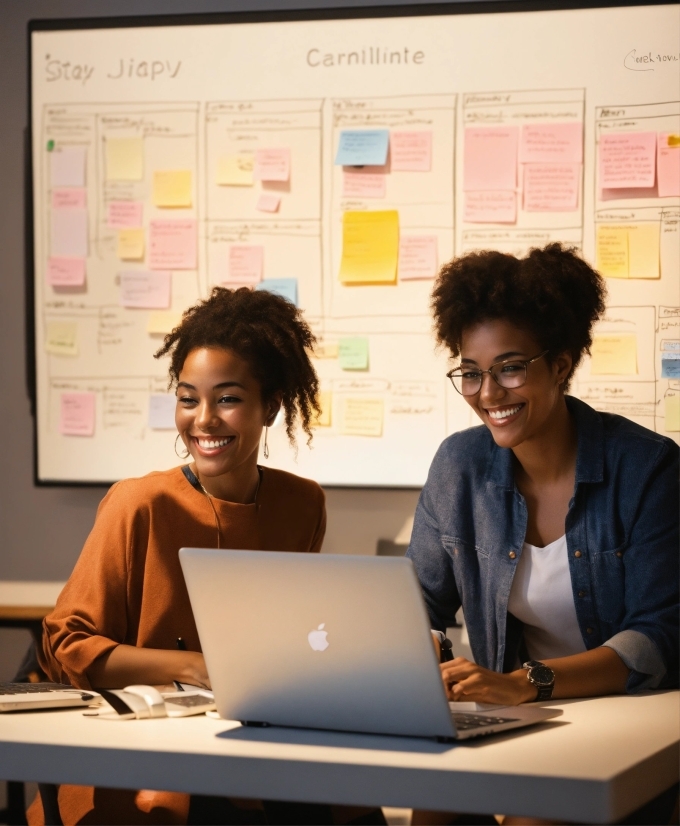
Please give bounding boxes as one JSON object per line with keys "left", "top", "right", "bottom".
{"left": 87, "top": 645, "right": 211, "bottom": 690}
{"left": 179, "top": 651, "right": 211, "bottom": 690}
{"left": 441, "top": 657, "right": 535, "bottom": 705}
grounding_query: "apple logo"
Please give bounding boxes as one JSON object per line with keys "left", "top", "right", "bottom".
{"left": 307, "top": 623, "right": 329, "bottom": 652}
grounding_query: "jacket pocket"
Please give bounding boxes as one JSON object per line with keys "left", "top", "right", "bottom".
{"left": 590, "top": 546, "right": 626, "bottom": 625}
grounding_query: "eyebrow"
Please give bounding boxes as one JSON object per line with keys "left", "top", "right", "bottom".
{"left": 176, "top": 381, "right": 247, "bottom": 391}
{"left": 460, "top": 351, "right": 525, "bottom": 365}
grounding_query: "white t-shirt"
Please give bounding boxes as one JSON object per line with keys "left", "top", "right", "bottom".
{"left": 507, "top": 534, "right": 587, "bottom": 661}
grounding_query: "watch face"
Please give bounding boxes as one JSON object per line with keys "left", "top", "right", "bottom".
{"left": 529, "top": 665, "right": 554, "bottom": 686}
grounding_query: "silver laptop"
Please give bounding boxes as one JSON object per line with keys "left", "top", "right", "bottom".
{"left": 180, "top": 549, "right": 562, "bottom": 741}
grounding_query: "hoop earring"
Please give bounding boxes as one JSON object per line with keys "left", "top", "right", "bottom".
{"left": 263, "top": 426, "right": 270, "bottom": 460}
{"left": 175, "top": 434, "right": 190, "bottom": 459}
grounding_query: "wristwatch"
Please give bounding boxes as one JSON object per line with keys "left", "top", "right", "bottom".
{"left": 522, "top": 660, "right": 555, "bottom": 701}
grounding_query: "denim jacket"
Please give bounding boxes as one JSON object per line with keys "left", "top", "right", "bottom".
{"left": 406, "top": 396, "right": 679, "bottom": 692}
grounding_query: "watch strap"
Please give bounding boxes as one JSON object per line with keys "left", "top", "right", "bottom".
{"left": 534, "top": 683, "right": 554, "bottom": 701}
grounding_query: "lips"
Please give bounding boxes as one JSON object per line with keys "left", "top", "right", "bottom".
{"left": 484, "top": 404, "right": 525, "bottom": 426}
{"left": 190, "top": 435, "right": 235, "bottom": 454}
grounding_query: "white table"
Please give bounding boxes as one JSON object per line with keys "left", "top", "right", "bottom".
{"left": 0, "top": 692, "right": 677, "bottom": 823}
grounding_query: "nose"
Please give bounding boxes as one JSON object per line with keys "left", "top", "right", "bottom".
{"left": 194, "top": 400, "right": 220, "bottom": 430}
{"left": 478, "top": 371, "right": 506, "bottom": 405}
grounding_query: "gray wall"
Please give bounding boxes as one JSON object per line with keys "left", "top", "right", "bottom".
{"left": 1, "top": 0, "right": 470, "bottom": 679}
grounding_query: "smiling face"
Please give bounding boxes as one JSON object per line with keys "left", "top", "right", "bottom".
{"left": 175, "top": 347, "right": 280, "bottom": 492}
{"left": 459, "top": 319, "right": 572, "bottom": 451}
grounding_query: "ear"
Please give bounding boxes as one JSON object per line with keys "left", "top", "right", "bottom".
{"left": 264, "top": 391, "right": 283, "bottom": 427}
{"left": 552, "top": 351, "right": 573, "bottom": 386}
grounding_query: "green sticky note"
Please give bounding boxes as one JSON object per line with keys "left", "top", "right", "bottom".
{"left": 338, "top": 337, "right": 369, "bottom": 371}
{"left": 47, "top": 140, "right": 55, "bottom": 152}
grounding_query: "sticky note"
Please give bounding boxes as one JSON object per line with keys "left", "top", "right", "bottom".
{"left": 256, "top": 278, "right": 298, "bottom": 305}
{"left": 343, "top": 170, "right": 386, "bottom": 198}
{"left": 314, "top": 341, "right": 339, "bottom": 359}
{"left": 256, "top": 193, "right": 281, "bottom": 213}
{"left": 338, "top": 337, "right": 369, "bottom": 370}
{"left": 52, "top": 188, "right": 87, "bottom": 210}
{"left": 228, "top": 245, "right": 263, "bottom": 284}
{"left": 51, "top": 147, "right": 86, "bottom": 187}
{"left": 464, "top": 191, "right": 517, "bottom": 224}
{"left": 107, "top": 201, "right": 143, "bottom": 229}
{"left": 335, "top": 130, "right": 390, "bottom": 167}
{"left": 59, "top": 392, "right": 95, "bottom": 436}
{"left": 519, "top": 123, "right": 583, "bottom": 164}
{"left": 628, "top": 224, "right": 660, "bottom": 279}
{"left": 51, "top": 210, "right": 88, "bottom": 258}
{"left": 217, "top": 154, "right": 254, "bottom": 186}
{"left": 153, "top": 170, "right": 193, "bottom": 208}
{"left": 120, "top": 271, "right": 171, "bottom": 309}
{"left": 464, "top": 127, "right": 518, "bottom": 191}
{"left": 661, "top": 358, "right": 680, "bottom": 379}
{"left": 390, "top": 131, "right": 432, "bottom": 172}
{"left": 398, "top": 236, "right": 438, "bottom": 280}
{"left": 117, "top": 228, "right": 145, "bottom": 261}
{"left": 657, "top": 134, "right": 680, "bottom": 197}
{"left": 339, "top": 397, "right": 384, "bottom": 437}
{"left": 339, "top": 210, "right": 399, "bottom": 284}
{"left": 45, "top": 321, "right": 78, "bottom": 357}
{"left": 599, "top": 132, "right": 656, "bottom": 189}
{"left": 664, "top": 393, "right": 680, "bottom": 431}
{"left": 590, "top": 335, "right": 637, "bottom": 375}
{"left": 105, "top": 138, "right": 144, "bottom": 181}
{"left": 148, "top": 394, "right": 177, "bottom": 429}
{"left": 523, "top": 164, "right": 580, "bottom": 212}
{"left": 149, "top": 220, "right": 197, "bottom": 270}
{"left": 47, "top": 257, "right": 86, "bottom": 287}
{"left": 254, "top": 149, "right": 290, "bottom": 182}
{"left": 662, "top": 341, "right": 680, "bottom": 353}
{"left": 596, "top": 226, "right": 629, "bottom": 279}
{"left": 147, "top": 310, "right": 183, "bottom": 335}
{"left": 313, "top": 391, "right": 332, "bottom": 427}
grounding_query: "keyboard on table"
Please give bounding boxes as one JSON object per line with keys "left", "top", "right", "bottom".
{"left": 0, "top": 682, "right": 79, "bottom": 695}
{"left": 452, "top": 712, "right": 518, "bottom": 731}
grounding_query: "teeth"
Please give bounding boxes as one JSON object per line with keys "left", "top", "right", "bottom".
{"left": 198, "top": 437, "right": 232, "bottom": 448}
{"left": 488, "top": 405, "right": 522, "bottom": 420}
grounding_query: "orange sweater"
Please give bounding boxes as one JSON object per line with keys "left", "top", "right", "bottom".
{"left": 31, "top": 464, "right": 325, "bottom": 825}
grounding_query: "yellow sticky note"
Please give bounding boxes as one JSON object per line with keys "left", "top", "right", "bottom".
{"left": 590, "top": 335, "right": 638, "bottom": 375}
{"left": 106, "top": 138, "right": 144, "bottom": 181}
{"left": 314, "top": 342, "right": 339, "bottom": 360}
{"left": 339, "top": 210, "right": 399, "bottom": 284}
{"left": 117, "top": 228, "right": 145, "bottom": 260}
{"left": 596, "top": 225, "right": 628, "bottom": 279}
{"left": 147, "top": 310, "right": 183, "bottom": 335}
{"left": 217, "top": 154, "right": 255, "bottom": 186}
{"left": 339, "top": 397, "right": 384, "bottom": 437}
{"left": 668, "top": 134, "right": 680, "bottom": 147}
{"left": 628, "top": 223, "right": 660, "bottom": 279}
{"left": 45, "top": 321, "right": 78, "bottom": 356}
{"left": 665, "top": 393, "right": 680, "bottom": 431}
{"left": 313, "top": 391, "right": 332, "bottom": 427}
{"left": 153, "top": 170, "right": 193, "bottom": 208}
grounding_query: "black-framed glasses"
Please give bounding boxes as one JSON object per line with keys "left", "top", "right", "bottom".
{"left": 446, "top": 351, "right": 549, "bottom": 396}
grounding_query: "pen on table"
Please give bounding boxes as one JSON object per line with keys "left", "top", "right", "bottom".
{"left": 174, "top": 638, "right": 187, "bottom": 691}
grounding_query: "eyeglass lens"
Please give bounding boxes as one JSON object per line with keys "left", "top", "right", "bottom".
{"left": 452, "top": 361, "right": 527, "bottom": 395}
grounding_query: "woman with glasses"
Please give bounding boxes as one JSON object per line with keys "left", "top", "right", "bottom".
{"left": 407, "top": 243, "right": 678, "bottom": 716}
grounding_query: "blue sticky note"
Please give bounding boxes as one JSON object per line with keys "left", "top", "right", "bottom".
{"left": 256, "top": 278, "right": 298, "bottom": 306}
{"left": 661, "top": 358, "right": 680, "bottom": 379}
{"left": 335, "top": 130, "right": 390, "bottom": 167}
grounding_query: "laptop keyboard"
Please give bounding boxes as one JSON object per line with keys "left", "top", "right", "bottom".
{"left": 452, "top": 712, "right": 519, "bottom": 730}
{"left": 0, "top": 682, "right": 77, "bottom": 695}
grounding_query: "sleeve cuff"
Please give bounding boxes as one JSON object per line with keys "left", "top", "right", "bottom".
{"left": 602, "top": 630, "right": 666, "bottom": 692}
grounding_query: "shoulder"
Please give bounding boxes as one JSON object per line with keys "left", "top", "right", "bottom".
{"left": 260, "top": 467, "right": 325, "bottom": 508}
{"left": 431, "top": 423, "right": 494, "bottom": 470}
{"left": 98, "top": 466, "right": 189, "bottom": 515}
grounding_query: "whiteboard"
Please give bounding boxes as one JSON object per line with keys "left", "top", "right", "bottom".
{"left": 30, "top": 4, "right": 680, "bottom": 486}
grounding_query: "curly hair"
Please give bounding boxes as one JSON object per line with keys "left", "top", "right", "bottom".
{"left": 154, "top": 287, "right": 320, "bottom": 446}
{"left": 431, "top": 243, "right": 607, "bottom": 390}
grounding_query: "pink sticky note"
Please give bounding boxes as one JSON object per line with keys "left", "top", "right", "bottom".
{"left": 464, "top": 127, "right": 518, "bottom": 191}
{"left": 47, "top": 257, "right": 86, "bottom": 286}
{"left": 228, "top": 245, "right": 264, "bottom": 284}
{"left": 149, "top": 220, "right": 197, "bottom": 270}
{"left": 254, "top": 149, "right": 290, "bottom": 182}
{"left": 464, "top": 191, "right": 517, "bottom": 223}
{"left": 391, "top": 131, "right": 432, "bottom": 172}
{"left": 51, "top": 147, "right": 86, "bottom": 188}
{"left": 523, "top": 164, "right": 580, "bottom": 212}
{"left": 52, "top": 188, "right": 87, "bottom": 210}
{"left": 657, "top": 134, "right": 680, "bottom": 197}
{"left": 599, "top": 132, "right": 656, "bottom": 189}
{"left": 107, "top": 201, "right": 143, "bottom": 228}
{"left": 120, "top": 271, "right": 171, "bottom": 309}
{"left": 519, "top": 123, "right": 583, "bottom": 164}
{"left": 256, "top": 193, "right": 281, "bottom": 213}
{"left": 51, "top": 209, "right": 88, "bottom": 258}
{"left": 342, "top": 169, "right": 387, "bottom": 198}
{"left": 59, "top": 392, "right": 95, "bottom": 436}
{"left": 398, "top": 236, "right": 438, "bottom": 280}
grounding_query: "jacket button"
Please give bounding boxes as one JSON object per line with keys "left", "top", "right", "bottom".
{"left": 578, "top": 590, "right": 586, "bottom": 597}
{"left": 586, "top": 627, "right": 594, "bottom": 634}
{"left": 574, "top": 550, "right": 582, "bottom": 558}
{"left": 508, "top": 551, "right": 516, "bottom": 559}
{"left": 616, "top": 551, "right": 623, "bottom": 558}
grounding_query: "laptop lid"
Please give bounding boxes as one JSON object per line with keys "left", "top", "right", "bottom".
{"left": 180, "top": 549, "right": 456, "bottom": 739}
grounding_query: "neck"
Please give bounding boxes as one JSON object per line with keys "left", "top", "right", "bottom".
{"left": 512, "top": 395, "right": 577, "bottom": 485}
{"left": 193, "top": 462, "right": 261, "bottom": 504}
